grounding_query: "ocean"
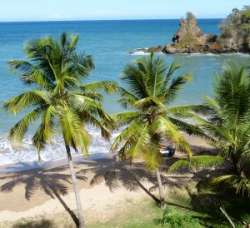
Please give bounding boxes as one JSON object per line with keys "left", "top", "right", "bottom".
{"left": 0, "top": 19, "right": 250, "bottom": 165}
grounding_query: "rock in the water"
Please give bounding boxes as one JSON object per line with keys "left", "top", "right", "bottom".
{"left": 131, "top": 7, "right": 250, "bottom": 55}
{"left": 175, "top": 12, "right": 206, "bottom": 46}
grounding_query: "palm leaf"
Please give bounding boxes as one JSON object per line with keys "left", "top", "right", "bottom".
{"left": 81, "top": 81, "right": 118, "bottom": 94}
{"left": 59, "top": 107, "right": 90, "bottom": 155}
{"left": 169, "top": 155, "right": 224, "bottom": 172}
{"left": 4, "top": 90, "right": 50, "bottom": 114}
{"left": 9, "top": 108, "right": 42, "bottom": 145}
{"left": 164, "top": 74, "right": 192, "bottom": 104}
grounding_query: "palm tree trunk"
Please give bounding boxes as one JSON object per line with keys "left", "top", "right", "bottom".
{"left": 37, "top": 150, "right": 42, "bottom": 162}
{"left": 231, "top": 153, "right": 239, "bottom": 175}
{"left": 65, "top": 144, "right": 85, "bottom": 228}
{"left": 156, "top": 168, "right": 165, "bottom": 208}
{"left": 125, "top": 167, "right": 161, "bottom": 204}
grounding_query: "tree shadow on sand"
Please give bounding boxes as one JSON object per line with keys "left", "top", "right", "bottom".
{"left": 77, "top": 160, "right": 191, "bottom": 205}
{"left": 0, "top": 166, "right": 88, "bottom": 227}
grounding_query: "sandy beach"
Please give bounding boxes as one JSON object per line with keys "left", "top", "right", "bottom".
{"left": 0, "top": 160, "right": 159, "bottom": 227}
{"left": 0, "top": 135, "right": 211, "bottom": 227}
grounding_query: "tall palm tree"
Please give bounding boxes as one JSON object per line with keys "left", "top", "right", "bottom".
{"left": 4, "top": 33, "right": 117, "bottom": 228}
{"left": 170, "top": 63, "right": 250, "bottom": 196}
{"left": 111, "top": 54, "right": 201, "bottom": 206}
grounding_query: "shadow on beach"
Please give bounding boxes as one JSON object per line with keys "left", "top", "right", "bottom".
{"left": 0, "top": 165, "right": 89, "bottom": 227}
{"left": 0, "top": 143, "right": 215, "bottom": 226}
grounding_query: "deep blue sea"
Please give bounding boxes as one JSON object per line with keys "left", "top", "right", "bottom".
{"left": 0, "top": 19, "right": 250, "bottom": 165}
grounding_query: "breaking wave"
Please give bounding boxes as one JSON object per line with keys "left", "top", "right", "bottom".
{"left": 0, "top": 126, "right": 118, "bottom": 166}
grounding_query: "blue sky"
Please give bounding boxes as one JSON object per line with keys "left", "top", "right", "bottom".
{"left": 0, "top": 0, "right": 249, "bottom": 21}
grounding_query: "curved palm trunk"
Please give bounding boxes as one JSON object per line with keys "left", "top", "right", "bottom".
{"left": 125, "top": 168, "right": 161, "bottom": 204}
{"left": 156, "top": 168, "right": 165, "bottom": 208}
{"left": 65, "top": 144, "right": 85, "bottom": 228}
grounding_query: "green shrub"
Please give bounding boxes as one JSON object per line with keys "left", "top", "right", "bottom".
{"left": 159, "top": 208, "right": 202, "bottom": 228}
{"left": 13, "top": 219, "right": 55, "bottom": 228}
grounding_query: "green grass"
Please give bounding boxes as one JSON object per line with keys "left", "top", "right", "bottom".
{"left": 88, "top": 200, "right": 162, "bottom": 228}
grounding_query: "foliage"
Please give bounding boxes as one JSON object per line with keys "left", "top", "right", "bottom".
{"left": 88, "top": 200, "right": 163, "bottom": 228}
{"left": 175, "top": 12, "right": 201, "bottom": 49}
{"left": 219, "top": 6, "right": 250, "bottom": 50}
{"left": 169, "top": 155, "right": 224, "bottom": 172}
{"left": 170, "top": 63, "right": 250, "bottom": 196}
{"left": 211, "top": 174, "right": 250, "bottom": 197}
{"left": 12, "top": 219, "right": 55, "bottom": 228}
{"left": 5, "top": 33, "right": 117, "bottom": 156}
{"left": 159, "top": 208, "right": 202, "bottom": 228}
{"left": 112, "top": 54, "right": 204, "bottom": 170}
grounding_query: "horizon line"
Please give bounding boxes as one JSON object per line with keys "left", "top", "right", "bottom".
{"left": 0, "top": 17, "right": 224, "bottom": 23}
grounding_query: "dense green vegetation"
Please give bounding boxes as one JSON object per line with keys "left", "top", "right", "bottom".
{"left": 170, "top": 63, "right": 250, "bottom": 197}
{"left": 219, "top": 6, "right": 250, "bottom": 51}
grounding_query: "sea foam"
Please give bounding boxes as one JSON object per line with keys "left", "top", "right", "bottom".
{"left": 0, "top": 126, "right": 116, "bottom": 166}
{"left": 130, "top": 51, "right": 151, "bottom": 56}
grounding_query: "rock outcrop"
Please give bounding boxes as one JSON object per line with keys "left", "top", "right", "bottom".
{"left": 162, "top": 12, "right": 228, "bottom": 54}
{"left": 217, "top": 7, "right": 250, "bottom": 53}
{"left": 131, "top": 8, "right": 250, "bottom": 55}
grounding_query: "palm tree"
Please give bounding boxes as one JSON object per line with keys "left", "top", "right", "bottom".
{"left": 111, "top": 54, "right": 201, "bottom": 206}
{"left": 170, "top": 63, "right": 250, "bottom": 196}
{"left": 4, "top": 33, "right": 117, "bottom": 228}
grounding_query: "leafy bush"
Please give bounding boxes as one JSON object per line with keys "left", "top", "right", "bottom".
{"left": 13, "top": 219, "right": 55, "bottom": 228}
{"left": 169, "top": 155, "right": 224, "bottom": 173}
{"left": 219, "top": 6, "right": 250, "bottom": 49}
{"left": 159, "top": 208, "right": 202, "bottom": 228}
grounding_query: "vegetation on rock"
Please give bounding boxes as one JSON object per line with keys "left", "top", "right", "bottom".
{"left": 219, "top": 6, "right": 250, "bottom": 52}
{"left": 138, "top": 6, "right": 250, "bottom": 54}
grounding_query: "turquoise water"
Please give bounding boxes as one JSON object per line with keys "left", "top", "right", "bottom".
{"left": 0, "top": 19, "right": 249, "bottom": 164}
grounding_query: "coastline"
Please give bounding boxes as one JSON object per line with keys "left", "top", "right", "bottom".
{"left": 130, "top": 48, "right": 250, "bottom": 56}
{"left": 0, "top": 157, "right": 160, "bottom": 226}
{"left": 0, "top": 153, "right": 114, "bottom": 174}
{"left": 0, "top": 134, "right": 211, "bottom": 174}
{"left": 0, "top": 134, "right": 212, "bottom": 226}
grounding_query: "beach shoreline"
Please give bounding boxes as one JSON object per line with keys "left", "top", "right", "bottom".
{"left": 0, "top": 158, "right": 157, "bottom": 226}
{"left": 0, "top": 135, "right": 212, "bottom": 226}
{"left": 0, "top": 152, "right": 114, "bottom": 174}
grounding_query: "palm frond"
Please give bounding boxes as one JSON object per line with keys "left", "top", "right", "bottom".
{"left": 32, "top": 106, "right": 56, "bottom": 151}
{"left": 8, "top": 60, "right": 32, "bottom": 72}
{"left": 164, "top": 74, "right": 192, "bottom": 104}
{"left": 211, "top": 174, "right": 250, "bottom": 196}
{"left": 118, "top": 87, "right": 139, "bottom": 108}
{"left": 81, "top": 81, "right": 118, "bottom": 94}
{"left": 4, "top": 90, "right": 50, "bottom": 114}
{"left": 168, "top": 104, "right": 208, "bottom": 116}
{"left": 59, "top": 107, "right": 90, "bottom": 155}
{"left": 151, "top": 116, "right": 192, "bottom": 157}
{"left": 9, "top": 108, "right": 42, "bottom": 146}
{"left": 164, "top": 63, "right": 181, "bottom": 84}
{"left": 111, "top": 120, "right": 144, "bottom": 152}
{"left": 168, "top": 117, "right": 210, "bottom": 139}
{"left": 111, "top": 111, "right": 140, "bottom": 128}
{"left": 169, "top": 155, "right": 224, "bottom": 172}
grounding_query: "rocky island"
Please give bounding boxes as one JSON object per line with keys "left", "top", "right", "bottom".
{"left": 133, "top": 6, "right": 250, "bottom": 54}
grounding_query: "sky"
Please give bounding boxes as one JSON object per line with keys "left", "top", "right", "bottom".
{"left": 0, "top": 0, "right": 249, "bottom": 22}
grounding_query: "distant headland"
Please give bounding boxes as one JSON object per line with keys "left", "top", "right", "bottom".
{"left": 131, "top": 6, "right": 250, "bottom": 55}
